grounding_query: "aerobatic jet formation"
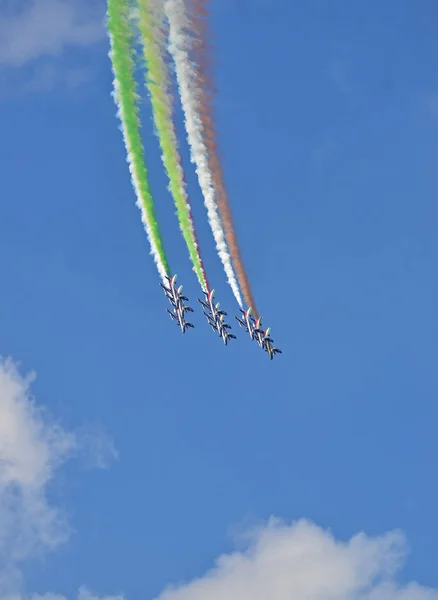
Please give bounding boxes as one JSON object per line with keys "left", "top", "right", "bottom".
{"left": 198, "top": 290, "right": 236, "bottom": 345}
{"left": 161, "top": 275, "right": 194, "bottom": 333}
{"left": 107, "top": 0, "right": 281, "bottom": 359}
{"left": 235, "top": 308, "right": 282, "bottom": 360}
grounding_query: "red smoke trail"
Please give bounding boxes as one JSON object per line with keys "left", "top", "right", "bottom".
{"left": 189, "top": 0, "right": 258, "bottom": 317}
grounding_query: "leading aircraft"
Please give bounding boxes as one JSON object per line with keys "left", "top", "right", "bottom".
{"left": 258, "top": 327, "right": 282, "bottom": 360}
{"left": 236, "top": 308, "right": 282, "bottom": 360}
{"left": 160, "top": 275, "right": 194, "bottom": 333}
{"left": 198, "top": 289, "right": 236, "bottom": 344}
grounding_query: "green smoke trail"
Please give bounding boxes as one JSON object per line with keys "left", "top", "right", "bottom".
{"left": 107, "top": 0, "right": 170, "bottom": 281}
{"left": 136, "top": 0, "right": 208, "bottom": 291}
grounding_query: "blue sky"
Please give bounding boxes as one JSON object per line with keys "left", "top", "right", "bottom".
{"left": 0, "top": 0, "right": 437, "bottom": 599}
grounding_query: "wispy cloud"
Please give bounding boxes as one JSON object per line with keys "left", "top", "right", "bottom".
{"left": 0, "top": 0, "right": 105, "bottom": 67}
{"left": 0, "top": 0, "right": 104, "bottom": 95}
{"left": 1, "top": 587, "right": 124, "bottom": 600}
{"left": 154, "top": 518, "right": 438, "bottom": 600}
{"left": 0, "top": 357, "right": 118, "bottom": 600}
{"left": 30, "top": 587, "right": 124, "bottom": 600}
{"left": 11, "top": 61, "right": 93, "bottom": 94}
{"left": 76, "top": 423, "right": 119, "bottom": 471}
{"left": 0, "top": 360, "right": 435, "bottom": 600}
{"left": 0, "top": 359, "right": 75, "bottom": 563}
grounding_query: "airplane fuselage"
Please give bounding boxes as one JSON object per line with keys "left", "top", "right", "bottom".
{"left": 162, "top": 276, "right": 193, "bottom": 333}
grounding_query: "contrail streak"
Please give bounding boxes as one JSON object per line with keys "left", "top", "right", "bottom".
{"left": 136, "top": 0, "right": 208, "bottom": 292}
{"left": 164, "top": 0, "right": 243, "bottom": 307}
{"left": 107, "top": 0, "right": 170, "bottom": 282}
{"left": 190, "top": 0, "right": 258, "bottom": 316}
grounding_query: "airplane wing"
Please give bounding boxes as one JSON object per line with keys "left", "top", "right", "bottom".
{"left": 265, "top": 343, "right": 282, "bottom": 359}
{"left": 222, "top": 331, "right": 236, "bottom": 344}
{"left": 235, "top": 317, "right": 247, "bottom": 328}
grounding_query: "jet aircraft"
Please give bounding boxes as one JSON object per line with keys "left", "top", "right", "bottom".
{"left": 217, "top": 314, "right": 236, "bottom": 345}
{"left": 161, "top": 275, "right": 194, "bottom": 333}
{"left": 259, "top": 327, "right": 282, "bottom": 360}
{"left": 236, "top": 308, "right": 282, "bottom": 359}
{"left": 235, "top": 307, "right": 258, "bottom": 340}
{"left": 198, "top": 289, "right": 236, "bottom": 344}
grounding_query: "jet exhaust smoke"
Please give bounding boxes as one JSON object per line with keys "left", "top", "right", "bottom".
{"left": 137, "top": 0, "right": 209, "bottom": 292}
{"left": 190, "top": 0, "right": 259, "bottom": 316}
{"left": 164, "top": 0, "right": 243, "bottom": 308}
{"left": 107, "top": 0, "right": 170, "bottom": 282}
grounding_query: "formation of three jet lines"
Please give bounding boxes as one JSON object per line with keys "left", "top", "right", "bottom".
{"left": 160, "top": 276, "right": 282, "bottom": 360}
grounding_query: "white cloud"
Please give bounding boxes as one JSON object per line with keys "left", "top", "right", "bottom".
{"left": 31, "top": 587, "right": 125, "bottom": 600}
{"left": 0, "top": 359, "right": 75, "bottom": 562}
{"left": 0, "top": 357, "right": 436, "bottom": 600}
{"left": 0, "top": 358, "right": 117, "bottom": 574}
{"left": 0, "top": 0, "right": 104, "bottom": 67}
{"left": 76, "top": 424, "right": 119, "bottom": 471}
{"left": 0, "top": 587, "right": 125, "bottom": 600}
{"left": 154, "top": 519, "right": 438, "bottom": 600}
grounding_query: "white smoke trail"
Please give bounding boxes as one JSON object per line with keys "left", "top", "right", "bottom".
{"left": 164, "top": 0, "right": 243, "bottom": 307}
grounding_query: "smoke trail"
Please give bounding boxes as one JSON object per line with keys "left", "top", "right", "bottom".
{"left": 190, "top": 0, "right": 259, "bottom": 316}
{"left": 136, "top": 0, "right": 208, "bottom": 292}
{"left": 164, "top": 0, "right": 243, "bottom": 308}
{"left": 107, "top": 0, "right": 170, "bottom": 282}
